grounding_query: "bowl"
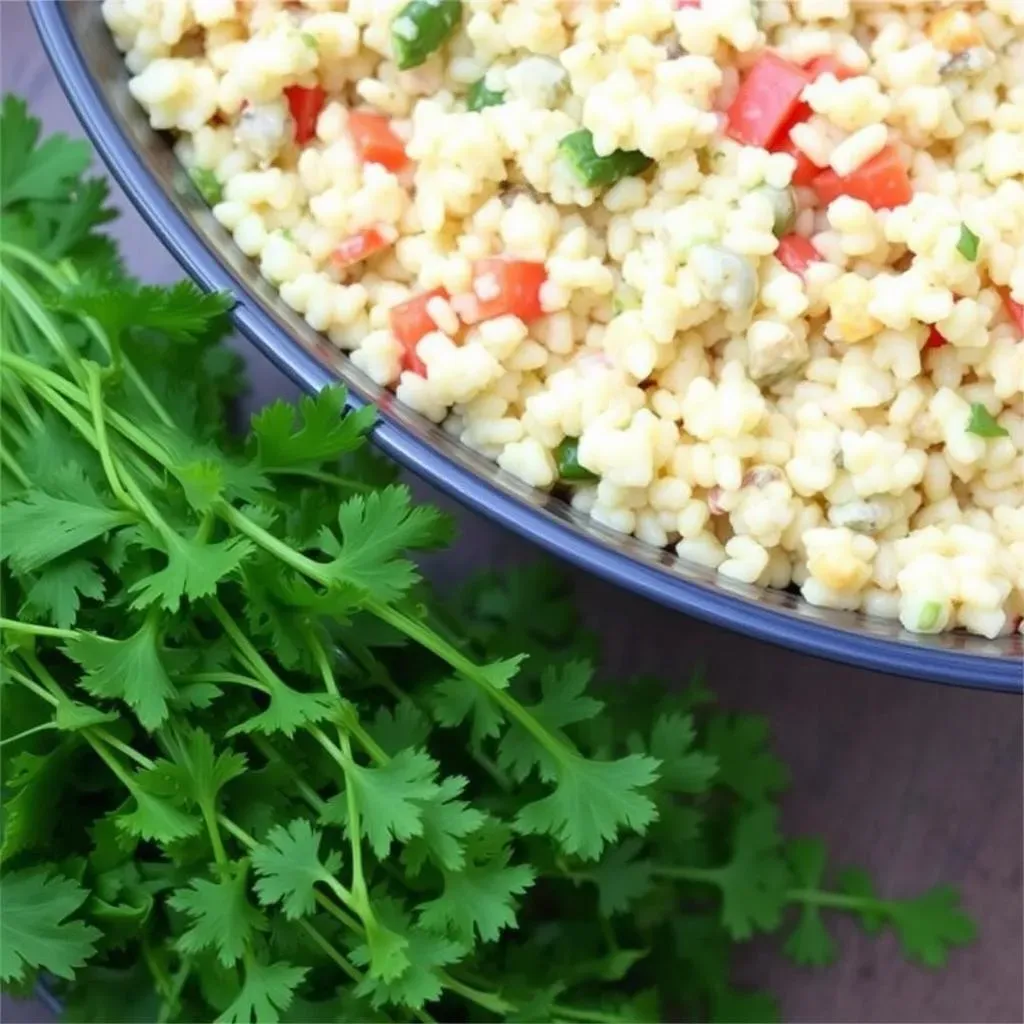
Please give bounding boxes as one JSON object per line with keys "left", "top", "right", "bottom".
{"left": 32, "top": 0, "right": 1023, "bottom": 692}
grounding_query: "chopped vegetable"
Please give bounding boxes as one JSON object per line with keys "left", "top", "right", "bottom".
{"left": 283, "top": 84, "right": 326, "bottom": 146}
{"left": 915, "top": 600, "right": 945, "bottom": 632}
{"left": 559, "top": 129, "right": 654, "bottom": 189}
{"left": 391, "top": 0, "right": 463, "bottom": 71}
{"left": 301, "top": 31, "right": 318, "bottom": 50}
{"left": 470, "top": 258, "right": 548, "bottom": 323}
{"left": 998, "top": 287, "right": 1024, "bottom": 334}
{"left": 689, "top": 245, "right": 758, "bottom": 312}
{"left": 811, "top": 145, "right": 913, "bottom": 210}
{"left": 775, "top": 235, "right": 821, "bottom": 278}
{"left": 725, "top": 53, "right": 812, "bottom": 149}
{"left": 332, "top": 227, "right": 392, "bottom": 269}
{"left": 754, "top": 185, "right": 797, "bottom": 237}
{"left": 348, "top": 111, "right": 408, "bottom": 172}
{"left": 924, "top": 326, "right": 948, "bottom": 351}
{"left": 188, "top": 166, "right": 222, "bottom": 206}
{"left": 804, "top": 56, "right": 858, "bottom": 81}
{"left": 389, "top": 286, "right": 449, "bottom": 374}
{"left": 467, "top": 77, "right": 505, "bottom": 112}
{"left": 555, "top": 438, "right": 597, "bottom": 481}
{"left": 966, "top": 403, "right": 1009, "bottom": 438}
{"left": 956, "top": 224, "right": 979, "bottom": 261}
{"left": 772, "top": 134, "right": 823, "bottom": 187}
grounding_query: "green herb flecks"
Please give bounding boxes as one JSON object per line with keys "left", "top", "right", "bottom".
{"left": 966, "top": 402, "right": 1008, "bottom": 438}
{"left": 467, "top": 77, "right": 505, "bottom": 113}
{"left": 956, "top": 224, "right": 980, "bottom": 261}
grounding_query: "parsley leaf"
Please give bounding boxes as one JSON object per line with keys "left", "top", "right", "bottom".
{"left": 888, "top": 885, "right": 976, "bottom": 967}
{"left": 61, "top": 277, "right": 234, "bottom": 345}
{"left": 0, "top": 868, "right": 101, "bottom": 982}
{"left": 251, "top": 386, "right": 375, "bottom": 469}
{"left": 324, "top": 749, "right": 441, "bottom": 858}
{"left": 318, "top": 486, "right": 453, "bottom": 602}
{"left": 956, "top": 224, "right": 979, "bottom": 261}
{"left": 783, "top": 838, "right": 836, "bottom": 966}
{"left": 65, "top": 617, "right": 177, "bottom": 731}
{"left": 714, "top": 806, "right": 791, "bottom": 940}
{"left": 417, "top": 827, "right": 535, "bottom": 943}
{"left": 168, "top": 864, "right": 266, "bottom": 966}
{"left": 515, "top": 754, "right": 661, "bottom": 861}
{"left": 430, "top": 655, "right": 525, "bottom": 745}
{"left": 402, "top": 775, "right": 486, "bottom": 874}
{"left": 0, "top": 96, "right": 90, "bottom": 209}
{"left": 251, "top": 819, "right": 342, "bottom": 920}
{"left": 116, "top": 772, "right": 202, "bottom": 843}
{"left": 22, "top": 558, "right": 105, "bottom": 629}
{"left": 1, "top": 491, "right": 134, "bottom": 574}
{"left": 966, "top": 402, "right": 1009, "bottom": 438}
{"left": 647, "top": 712, "right": 719, "bottom": 793}
{"left": 498, "top": 660, "right": 604, "bottom": 783}
{"left": 704, "top": 714, "right": 788, "bottom": 804}
{"left": 217, "top": 959, "right": 308, "bottom": 1024}
{"left": 588, "top": 839, "right": 656, "bottom": 917}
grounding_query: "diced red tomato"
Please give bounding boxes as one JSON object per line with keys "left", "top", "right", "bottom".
{"left": 332, "top": 227, "right": 392, "bottom": 269}
{"left": 924, "top": 326, "right": 949, "bottom": 350}
{"left": 804, "top": 56, "right": 858, "bottom": 82}
{"left": 726, "top": 53, "right": 813, "bottom": 149}
{"left": 773, "top": 134, "right": 823, "bottom": 187}
{"left": 1000, "top": 287, "right": 1024, "bottom": 334}
{"left": 348, "top": 111, "right": 408, "bottom": 172}
{"left": 775, "top": 235, "right": 822, "bottom": 278}
{"left": 390, "top": 287, "right": 449, "bottom": 376}
{"left": 284, "top": 85, "right": 326, "bottom": 146}
{"left": 470, "top": 259, "right": 548, "bottom": 324}
{"left": 674, "top": 0, "right": 701, "bottom": 7}
{"left": 812, "top": 145, "right": 913, "bottom": 211}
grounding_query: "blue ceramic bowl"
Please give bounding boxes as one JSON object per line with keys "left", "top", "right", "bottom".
{"left": 32, "top": 0, "right": 1022, "bottom": 691}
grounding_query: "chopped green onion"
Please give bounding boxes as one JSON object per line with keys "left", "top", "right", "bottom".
{"left": 301, "top": 31, "right": 318, "bottom": 49}
{"left": 754, "top": 184, "right": 797, "bottom": 237}
{"left": 559, "top": 129, "right": 654, "bottom": 189}
{"left": 391, "top": 0, "right": 463, "bottom": 71}
{"left": 612, "top": 286, "right": 641, "bottom": 316}
{"left": 956, "top": 223, "right": 979, "bottom": 261}
{"left": 555, "top": 438, "right": 597, "bottom": 482}
{"left": 966, "top": 402, "right": 1008, "bottom": 438}
{"left": 916, "top": 600, "right": 944, "bottom": 632}
{"left": 188, "top": 167, "right": 222, "bottom": 206}
{"left": 467, "top": 78, "right": 505, "bottom": 112}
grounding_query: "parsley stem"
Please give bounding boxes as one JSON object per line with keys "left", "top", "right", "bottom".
{"left": 371, "top": 599, "right": 572, "bottom": 764}
{"left": 437, "top": 973, "right": 512, "bottom": 1015}
{"left": 183, "top": 671, "right": 267, "bottom": 691}
{"left": 4, "top": 662, "right": 60, "bottom": 706}
{"left": 1, "top": 370, "right": 43, "bottom": 432}
{"left": 272, "top": 467, "right": 375, "bottom": 493}
{"left": 786, "top": 887, "right": 888, "bottom": 912}
{"left": 0, "top": 619, "right": 79, "bottom": 641}
{"left": 295, "top": 919, "right": 364, "bottom": 986}
{"left": 0, "top": 445, "right": 29, "bottom": 488}
{"left": 0, "top": 264, "right": 82, "bottom": 382}
{"left": 248, "top": 735, "right": 329, "bottom": 814}
{"left": 652, "top": 865, "right": 722, "bottom": 885}
{"left": 0, "top": 721, "right": 58, "bottom": 748}
{"left": 84, "top": 362, "right": 137, "bottom": 512}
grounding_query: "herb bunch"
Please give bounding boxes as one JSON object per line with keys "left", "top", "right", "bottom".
{"left": 0, "top": 96, "right": 975, "bottom": 1023}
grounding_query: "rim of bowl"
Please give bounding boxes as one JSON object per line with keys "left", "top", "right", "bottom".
{"left": 31, "top": 0, "right": 1023, "bottom": 693}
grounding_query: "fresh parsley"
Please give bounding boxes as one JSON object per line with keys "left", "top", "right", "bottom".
{"left": 966, "top": 402, "right": 1009, "bottom": 438}
{"left": 0, "top": 95, "right": 977, "bottom": 1023}
{"left": 956, "top": 223, "right": 980, "bottom": 261}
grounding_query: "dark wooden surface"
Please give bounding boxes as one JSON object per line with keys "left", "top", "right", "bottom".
{"left": 3, "top": 3, "right": 1022, "bottom": 1021}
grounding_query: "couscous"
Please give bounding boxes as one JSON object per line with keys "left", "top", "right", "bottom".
{"left": 104, "top": 0, "right": 1024, "bottom": 638}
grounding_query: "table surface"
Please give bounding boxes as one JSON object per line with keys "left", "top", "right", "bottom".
{"left": 3, "top": 4, "right": 1022, "bottom": 1021}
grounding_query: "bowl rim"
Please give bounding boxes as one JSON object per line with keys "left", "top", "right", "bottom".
{"left": 31, "top": 0, "right": 1022, "bottom": 693}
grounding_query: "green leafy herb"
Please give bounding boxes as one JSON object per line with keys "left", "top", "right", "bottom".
{"left": 0, "top": 95, "right": 977, "bottom": 1024}
{"left": 956, "top": 223, "right": 980, "bottom": 261}
{"left": 467, "top": 77, "right": 505, "bottom": 112}
{"left": 188, "top": 166, "right": 223, "bottom": 206}
{"left": 966, "top": 402, "right": 1009, "bottom": 438}
{"left": 555, "top": 437, "right": 597, "bottom": 482}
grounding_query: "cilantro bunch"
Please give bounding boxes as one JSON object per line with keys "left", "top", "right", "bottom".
{"left": 0, "top": 96, "right": 975, "bottom": 1023}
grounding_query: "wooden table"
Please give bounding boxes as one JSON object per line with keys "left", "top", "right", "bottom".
{"left": 3, "top": 3, "right": 1022, "bottom": 1020}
